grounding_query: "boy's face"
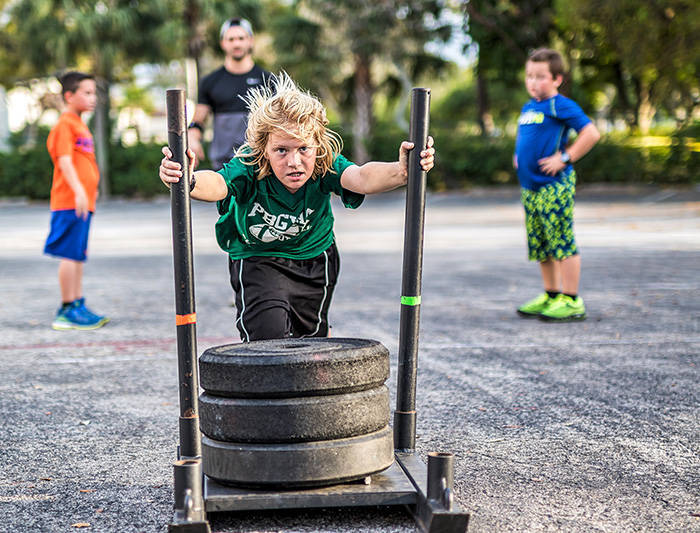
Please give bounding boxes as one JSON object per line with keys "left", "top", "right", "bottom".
{"left": 265, "top": 129, "right": 317, "bottom": 194}
{"left": 220, "top": 26, "right": 253, "bottom": 60}
{"left": 525, "top": 60, "right": 562, "bottom": 101}
{"left": 65, "top": 79, "right": 97, "bottom": 113}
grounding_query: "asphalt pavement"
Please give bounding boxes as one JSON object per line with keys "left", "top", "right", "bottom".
{"left": 1, "top": 184, "right": 698, "bottom": 532}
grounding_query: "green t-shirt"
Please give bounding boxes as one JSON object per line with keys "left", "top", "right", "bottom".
{"left": 215, "top": 153, "right": 364, "bottom": 260}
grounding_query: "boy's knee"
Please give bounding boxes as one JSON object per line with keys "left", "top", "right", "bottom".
{"left": 239, "top": 304, "right": 293, "bottom": 341}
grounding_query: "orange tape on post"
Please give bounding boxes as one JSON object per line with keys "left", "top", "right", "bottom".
{"left": 175, "top": 313, "right": 196, "bottom": 326}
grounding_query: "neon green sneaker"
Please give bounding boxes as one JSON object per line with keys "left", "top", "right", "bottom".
{"left": 539, "top": 294, "right": 586, "bottom": 322}
{"left": 516, "top": 293, "right": 552, "bottom": 317}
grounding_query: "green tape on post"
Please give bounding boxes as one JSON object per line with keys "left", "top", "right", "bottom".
{"left": 401, "top": 295, "right": 421, "bottom": 306}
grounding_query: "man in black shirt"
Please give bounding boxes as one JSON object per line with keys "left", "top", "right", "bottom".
{"left": 188, "top": 18, "right": 271, "bottom": 170}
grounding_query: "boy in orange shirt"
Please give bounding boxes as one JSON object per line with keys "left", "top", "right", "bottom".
{"left": 44, "top": 71, "right": 108, "bottom": 330}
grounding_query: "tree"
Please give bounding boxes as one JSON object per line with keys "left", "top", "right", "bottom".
{"left": 266, "top": 3, "right": 340, "bottom": 105}
{"left": 555, "top": 0, "right": 700, "bottom": 132}
{"left": 0, "top": 0, "right": 179, "bottom": 197}
{"left": 176, "top": 0, "right": 265, "bottom": 96}
{"left": 462, "top": 0, "right": 557, "bottom": 135}
{"left": 271, "top": 0, "right": 454, "bottom": 163}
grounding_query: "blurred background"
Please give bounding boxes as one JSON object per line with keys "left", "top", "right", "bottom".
{"left": 0, "top": 0, "right": 698, "bottom": 200}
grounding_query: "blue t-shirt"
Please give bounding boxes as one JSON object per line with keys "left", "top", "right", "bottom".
{"left": 515, "top": 94, "right": 591, "bottom": 191}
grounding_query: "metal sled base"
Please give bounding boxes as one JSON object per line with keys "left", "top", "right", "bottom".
{"left": 204, "top": 458, "right": 414, "bottom": 511}
{"left": 170, "top": 452, "right": 469, "bottom": 533}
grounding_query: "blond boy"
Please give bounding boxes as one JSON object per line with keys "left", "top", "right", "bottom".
{"left": 160, "top": 74, "right": 434, "bottom": 340}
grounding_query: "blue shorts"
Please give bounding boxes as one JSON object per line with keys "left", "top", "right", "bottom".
{"left": 44, "top": 209, "right": 93, "bottom": 262}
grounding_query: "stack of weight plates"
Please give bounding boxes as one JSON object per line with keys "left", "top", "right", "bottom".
{"left": 198, "top": 338, "right": 395, "bottom": 488}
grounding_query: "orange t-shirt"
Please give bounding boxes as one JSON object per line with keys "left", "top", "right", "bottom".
{"left": 47, "top": 112, "right": 100, "bottom": 212}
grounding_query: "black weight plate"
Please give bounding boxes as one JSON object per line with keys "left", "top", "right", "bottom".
{"left": 202, "top": 426, "right": 394, "bottom": 488}
{"left": 199, "top": 385, "right": 390, "bottom": 443}
{"left": 199, "top": 337, "right": 389, "bottom": 398}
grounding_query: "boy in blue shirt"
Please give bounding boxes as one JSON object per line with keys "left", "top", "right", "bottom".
{"left": 514, "top": 48, "right": 600, "bottom": 321}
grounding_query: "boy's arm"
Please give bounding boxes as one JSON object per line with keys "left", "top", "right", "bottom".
{"left": 159, "top": 147, "right": 228, "bottom": 202}
{"left": 340, "top": 137, "right": 435, "bottom": 195}
{"left": 57, "top": 155, "right": 89, "bottom": 219}
{"left": 190, "top": 170, "right": 229, "bottom": 202}
{"left": 538, "top": 123, "right": 601, "bottom": 176}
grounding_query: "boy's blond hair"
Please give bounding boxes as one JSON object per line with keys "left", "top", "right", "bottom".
{"left": 236, "top": 73, "right": 343, "bottom": 180}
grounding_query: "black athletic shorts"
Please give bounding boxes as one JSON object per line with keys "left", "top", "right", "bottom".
{"left": 228, "top": 242, "right": 340, "bottom": 341}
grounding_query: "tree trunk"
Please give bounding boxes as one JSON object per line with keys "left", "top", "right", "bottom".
{"left": 352, "top": 54, "right": 372, "bottom": 164}
{"left": 476, "top": 65, "right": 495, "bottom": 136}
{"left": 637, "top": 85, "right": 655, "bottom": 134}
{"left": 612, "top": 61, "right": 636, "bottom": 128}
{"left": 95, "top": 77, "right": 110, "bottom": 200}
{"left": 0, "top": 87, "right": 9, "bottom": 151}
{"left": 185, "top": 58, "right": 199, "bottom": 104}
{"left": 392, "top": 62, "right": 411, "bottom": 133}
{"left": 632, "top": 77, "right": 656, "bottom": 134}
{"left": 185, "top": 0, "right": 205, "bottom": 99}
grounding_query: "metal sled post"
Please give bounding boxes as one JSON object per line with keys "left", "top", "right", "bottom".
{"left": 394, "top": 88, "right": 470, "bottom": 532}
{"left": 166, "top": 88, "right": 210, "bottom": 533}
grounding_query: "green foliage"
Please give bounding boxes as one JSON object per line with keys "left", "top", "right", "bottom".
{"left": 428, "top": 131, "right": 516, "bottom": 190}
{"left": 267, "top": 6, "right": 339, "bottom": 96}
{"left": 664, "top": 129, "right": 700, "bottom": 184}
{"left": 1, "top": 128, "right": 697, "bottom": 201}
{"left": 368, "top": 119, "right": 407, "bottom": 163}
{"left": 0, "top": 128, "right": 167, "bottom": 200}
{"left": 270, "top": 1, "right": 456, "bottom": 161}
{"left": 573, "top": 141, "right": 650, "bottom": 184}
{"left": 0, "top": 144, "right": 53, "bottom": 199}
{"left": 178, "top": 0, "right": 265, "bottom": 57}
{"left": 555, "top": 0, "right": 700, "bottom": 131}
{"left": 464, "top": 0, "right": 556, "bottom": 87}
{"left": 107, "top": 142, "right": 168, "bottom": 198}
{"left": 463, "top": 0, "right": 700, "bottom": 134}
{"left": 303, "top": 0, "right": 453, "bottom": 61}
{"left": 0, "top": 0, "right": 697, "bottom": 198}
{"left": 0, "top": 0, "right": 178, "bottom": 86}
{"left": 578, "top": 137, "right": 699, "bottom": 186}
{"left": 350, "top": 121, "right": 700, "bottom": 189}
{"left": 431, "top": 73, "right": 478, "bottom": 130}
{"left": 117, "top": 85, "right": 155, "bottom": 114}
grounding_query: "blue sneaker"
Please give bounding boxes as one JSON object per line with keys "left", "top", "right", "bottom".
{"left": 52, "top": 301, "right": 106, "bottom": 330}
{"left": 75, "top": 297, "right": 109, "bottom": 325}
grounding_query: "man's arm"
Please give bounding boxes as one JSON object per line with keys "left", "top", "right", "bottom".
{"left": 340, "top": 137, "right": 435, "bottom": 195}
{"left": 187, "top": 104, "right": 211, "bottom": 168}
{"left": 538, "top": 123, "right": 601, "bottom": 176}
{"left": 57, "top": 155, "right": 89, "bottom": 219}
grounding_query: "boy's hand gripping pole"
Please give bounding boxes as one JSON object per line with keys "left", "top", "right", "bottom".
{"left": 166, "top": 89, "right": 209, "bottom": 532}
{"left": 394, "top": 88, "right": 431, "bottom": 452}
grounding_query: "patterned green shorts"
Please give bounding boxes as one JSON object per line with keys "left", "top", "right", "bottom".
{"left": 521, "top": 172, "right": 578, "bottom": 262}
